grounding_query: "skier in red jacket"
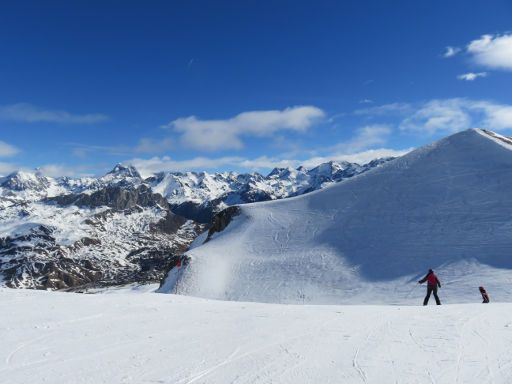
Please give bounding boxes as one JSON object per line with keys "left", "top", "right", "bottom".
{"left": 418, "top": 269, "right": 441, "bottom": 305}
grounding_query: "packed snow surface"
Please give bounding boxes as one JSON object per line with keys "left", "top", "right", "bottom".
{"left": 1, "top": 288, "right": 512, "bottom": 384}
{"left": 164, "top": 129, "right": 512, "bottom": 304}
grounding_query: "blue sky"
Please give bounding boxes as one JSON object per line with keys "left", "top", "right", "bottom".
{"left": 1, "top": 0, "right": 512, "bottom": 177}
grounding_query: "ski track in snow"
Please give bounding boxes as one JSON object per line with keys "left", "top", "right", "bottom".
{"left": 4, "top": 334, "right": 49, "bottom": 367}
{"left": 2, "top": 289, "right": 512, "bottom": 384}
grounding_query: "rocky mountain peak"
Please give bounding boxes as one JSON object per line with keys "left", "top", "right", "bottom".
{"left": 107, "top": 164, "right": 142, "bottom": 179}
{"left": 0, "top": 170, "right": 51, "bottom": 191}
{"left": 267, "top": 167, "right": 299, "bottom": 179}
{"left": 49, "top": 184, "right": 170, "bottom": 211}
{"left": 308, "top": 161, "right": 343, "bottom": 177}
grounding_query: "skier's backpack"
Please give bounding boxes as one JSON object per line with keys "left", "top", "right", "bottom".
{"left": 479, "top": 286, "right": 490, "bottom": 303}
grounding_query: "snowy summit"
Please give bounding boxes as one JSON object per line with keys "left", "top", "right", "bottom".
{"left": 162, "top": 129, "right": 512, "bottom": 305}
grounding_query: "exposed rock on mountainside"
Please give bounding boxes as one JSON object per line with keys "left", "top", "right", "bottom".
{"left": 206, "top": 206, "right": 241, "bottom": 242}
{"left": 0, "top": 180, "right": 202, "bottom": 290}
{"left": 49, "top": 185, "right": 169, "bottom": 210}
{"left": 0, "top": 203, "right": 202, "bottom": 290}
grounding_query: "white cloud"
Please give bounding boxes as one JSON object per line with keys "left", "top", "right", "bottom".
{"left": 475, "top": 101, "right": 512, "bottom": 130}
{"left": 0, "top": 160, "right": 96, "bottom": 178}
{"left": 333, "top": 125, "right": 391, "bottom": 153}
{"left": 443, "top": 46, "right": 461, "bottom": 58}
{"left": 299, "top": 125, "right": 408, "bottom": 168}
{"left": 235, "top": 148, "right": 412, "bottom": 171}
{"left": 457, "top": 72, "right": 488, "bottom": 81}
{"left": 163, "top": 106, "right": 325, "bottom": 151}
{"left": 0, "top": 103, "right": 109, "bottom": 124}
{"left": 335, "top": 148, "right": 413, "bottom": 164}
{"left": 400, "top": 98, "right": 512, "bottom": 134}
{"left": 400, "top": 99, "right": 472, "bottom": 134}
{"left": 0, "top": 141, "right": 20, "bottom": 157}
{"left": 127, "top": 156, "right": 246, "bottom": 177}
{"left": 467, "top": 34, "right": 512, "bottom": 70}
{"left": 1, "top": 163, "right": 99, "bottom": 178}
{"left": 237, "top": 157, "right": 301, "bottom": 170}
{"left": 36, "top": 164, "right": 95, "bottom": 178}
{"left": 369, "top": 98, "right": 512, "bottom": 135}
{"left": 300, "top": 148, "right": 413, "bottom": 168}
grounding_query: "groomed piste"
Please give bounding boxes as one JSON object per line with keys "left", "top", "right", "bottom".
{"left": 2, "top": 289, "right": 512, "bottom": 384}
{"left": 161, "top": 129, "right": 512, "bottom": 304}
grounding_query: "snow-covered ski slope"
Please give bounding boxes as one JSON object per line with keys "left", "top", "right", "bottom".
{"left": 2, "top": 288, "right": 512, "bottom": 384}
{"left": 162, "top": 129, "right": 512, "bottom": 304}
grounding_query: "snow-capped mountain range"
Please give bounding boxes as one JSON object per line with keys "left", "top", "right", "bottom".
{"left": 1, "top": 158, "right": 391, "bottom": 222}
{"left": 0, "top": 158, "right": 391, "bottom": 290}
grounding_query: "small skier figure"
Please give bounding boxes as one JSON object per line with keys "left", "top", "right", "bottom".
{"left": 418, "top": 269, "right": 441, "bottom": 305}
{"left": 479, "top": 286, "right": 490, "bottom": 303}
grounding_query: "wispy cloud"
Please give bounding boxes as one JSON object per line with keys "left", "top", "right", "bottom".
{"left": 0, "top": 141, "right": 20, "bottom": 157}
{"left": 467, "top": 34, "right": 512, "bottom": 71}
{"left": 457, "top": 72, "right": 488, "bottom": 81}
{"left": 299, "top": 125, "right": 408, "bottom": 168}
{"left": 331, "top": 125, "right": 392, "bottom": 153}
{"left": 0, "top": 103, "right": 109, "bottom": 124}
{"left": 299, "top": 148, "right": 412, "bottom": 168}
{"left": 479, "top": 101, "right": 512, "bottom": 130}
{"left": 400, "top": 99, "right": 471, "bottom": 134}
{"left": 36, "top": 164, "right": 97, "bottom": 178}
{"left": 127, "top": 156, "right": 247, "bottom": 177}
{"left": 70, "top": 143, "right": 132, "bottom": 158}
{"left": 0, "top": 161, "right": 108, "bottom": 178}
{"left": 443, "top": 46, "right": 461, "bottom": 58}
{"left": 354, "top": 102, "right": 413, "bottom": 116}
{"left": 162, "top": 106, "right": 325, "bottom": 151}
{"left": 361, "top": 98, "right": 512, "bottom": 135}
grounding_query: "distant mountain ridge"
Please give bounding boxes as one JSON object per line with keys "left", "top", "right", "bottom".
{"left": 1, "top": 158, "right": 393, "bottom": 222}
{"left": 0, "top": 158, "right": 392, "bottom": 290}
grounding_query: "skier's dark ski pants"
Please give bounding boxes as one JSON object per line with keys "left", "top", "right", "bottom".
{"left": 423, "top": 285, "right": 441, "bottom": 305}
